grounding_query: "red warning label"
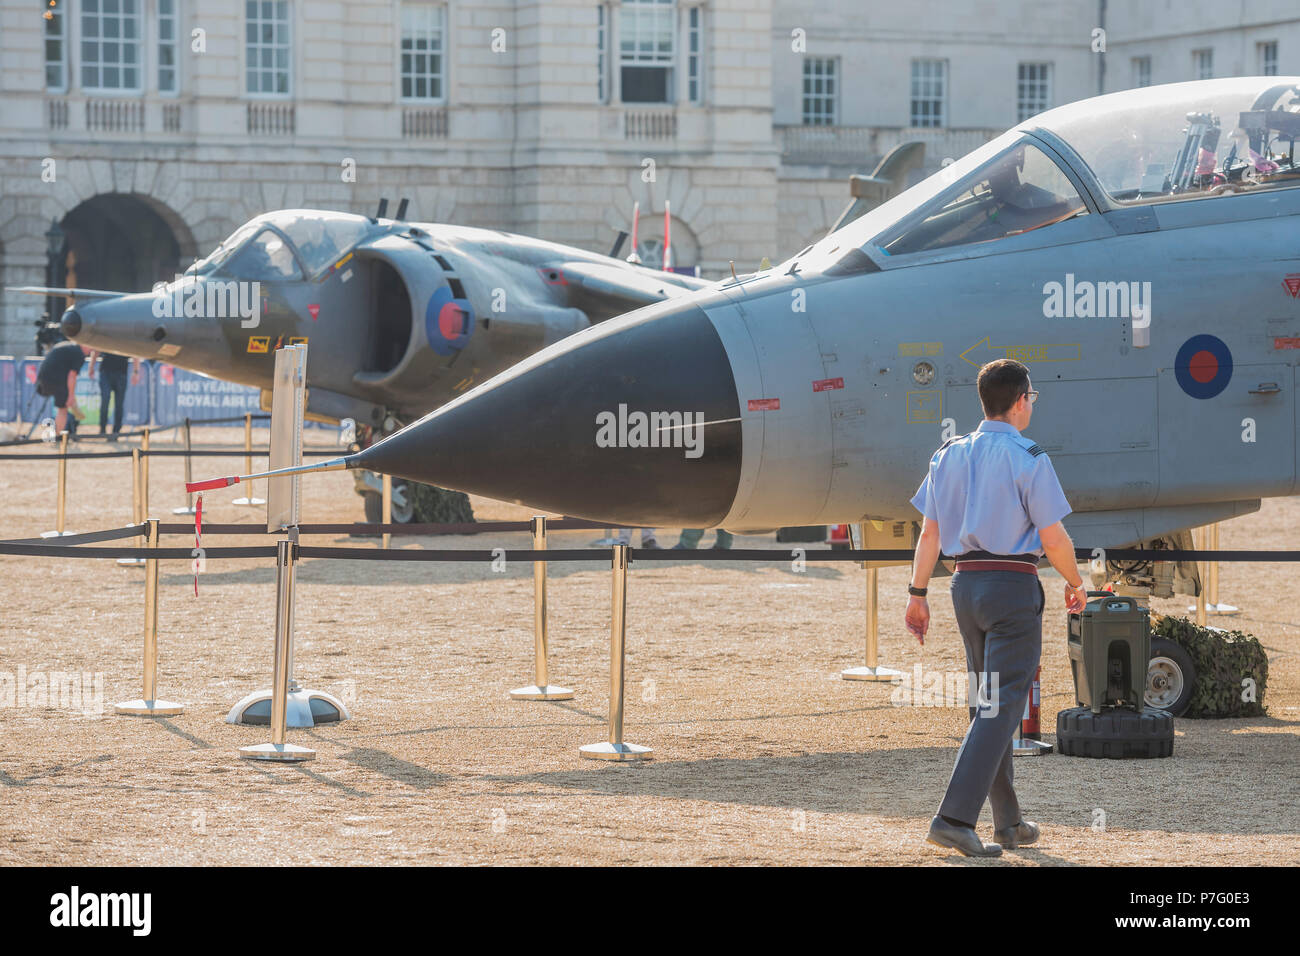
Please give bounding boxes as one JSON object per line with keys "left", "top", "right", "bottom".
{"left": 307, "top": 303, "right": 320, "bottom": 320}
{"left": 1284, "top": 275, "right": 1300, "bottom": 298}
{"left": 748, "top": 398, "right": 780, "bottom": 411}
{"left": 1274, "top": 336, "right": 1300, "bottom": 349}
{"left": 812, "top": 377, "right": 844, "bottom": 392}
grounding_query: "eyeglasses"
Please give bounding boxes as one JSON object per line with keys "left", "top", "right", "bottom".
{"left": 1023, "top": 389, "right": 1039, "bottom": 405}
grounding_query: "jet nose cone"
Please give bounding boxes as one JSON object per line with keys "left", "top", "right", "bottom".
{"left": 60, "top": 308, "right": 82, "bottom": 339}
{"left": 356, "top": 299, "right": 743, "bottom": 526}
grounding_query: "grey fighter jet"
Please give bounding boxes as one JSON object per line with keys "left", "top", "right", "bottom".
{"left": 15, "top": 200, "right": 708, "bottom": 517}
{"left": 229, "top": 78, "right": 1300, "bottom": 603}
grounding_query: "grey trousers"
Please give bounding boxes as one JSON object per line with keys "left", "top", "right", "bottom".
{"left": 938, "top": 570, "right": 1044, "bottom": 830}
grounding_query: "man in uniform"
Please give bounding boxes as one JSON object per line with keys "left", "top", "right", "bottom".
{"left": 904, "top": 359, "right": 1088, "bottom": 857}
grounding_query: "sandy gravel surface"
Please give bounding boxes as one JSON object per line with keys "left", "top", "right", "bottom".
{"left": 1, "top": 427, "right": 1296, "bottom": 865}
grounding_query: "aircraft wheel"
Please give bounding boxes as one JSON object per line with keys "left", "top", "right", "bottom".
{"left": 1056, "top": 706, "right": 1174, "bottom": 759}
{"left": 362, "top": 482, "right": 415, "bottom": 524}
{"left": 1146, "top": 638, "right": 1196, "bottom": 717}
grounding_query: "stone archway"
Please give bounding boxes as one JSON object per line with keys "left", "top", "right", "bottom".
{"left": 58, "top": 193, "right": 198, "bottom": 296}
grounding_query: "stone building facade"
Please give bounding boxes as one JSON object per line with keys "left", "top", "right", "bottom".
{"left": 2, "top": 0, "right": 1300, "bottom": 357}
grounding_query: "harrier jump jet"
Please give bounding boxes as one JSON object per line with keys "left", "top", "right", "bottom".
{"left": 17, "top": 200, "right": 708, "bottom": 518}
{"left": 221, "top": 78, "right": 1300, "bottom": 603}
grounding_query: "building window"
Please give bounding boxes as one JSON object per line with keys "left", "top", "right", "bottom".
{"left": 910, "top": 58, "right": 946, "bottom": 128}
{"left": 620, "top": 0, "right": 675, "bottom": 104}
{"left": 158, "top": 0, "right": 179, "bottom": 94}
{"left": 1016, "top": 62, "right": 1051, "bottom": 122}
{"left": 685, "top": 5, "right": 702, "bottom": 104}
{"left": 1193, "top": 48, "right": 1213, "bottom": 80}
{"left": 44, "top": 0, "right": 66, "bottom": 92}
{"left": 1259, "top": 41, "right": 1278, "bottom": 76}
{"left": 246, "top": 0, "right": 291, "bottom": 96}
{"left": 801, "top": 58, "right": 837, "bottom": 126}
{"left": 1131, "top": 55, "right": 1151, "bottom": 88}
{"left": 597, "top": 4, "right": 608, "bottom": 102}
{"left": 81, "top": 0, "right": 143, "bottom": 92}
{"left": 400, "top": 3, "right": 445, "bottom": 101}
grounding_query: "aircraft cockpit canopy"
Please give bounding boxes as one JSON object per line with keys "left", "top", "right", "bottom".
{"left": 1035, "top": 77, "right": 1300, "bottom": 205}
{"left": 793, "top": 77, "right": 1300, "bottom": 272}
{"left": 191, "top": 210, "right": 377, "bottom": 280}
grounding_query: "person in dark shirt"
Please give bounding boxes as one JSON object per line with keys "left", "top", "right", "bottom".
{"left": 35, "top": 341, "right": 89, "bottom": 435}
{"left": 88, "top": 350, "right": 141, "bottom": 440}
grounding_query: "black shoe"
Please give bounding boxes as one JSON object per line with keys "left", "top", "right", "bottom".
{"left": 107, "top": 434, "right": 119, "bottom": 443}
{"left": 993, "top": 820, "right": 1039, "bottom": 849}
{"left": 642, "top": 538, "right": 661, "bottom": 550}
{"left": 926, "top": 815, "right": 1002, "bottom": 857}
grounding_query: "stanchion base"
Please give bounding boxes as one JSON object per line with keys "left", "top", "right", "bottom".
{"left": 172, "top": 506, "right": 197, "bottom": 515}
{"left": 225, "top": 688, "right": 350, "bottom": 727}
{"left": 238, "top": 742, "right": 316, "bottom": 762}
{"left": 115, "top": 698, "right": 185, "bottom": 717}
{"left": 39, "top": 530, "right": 75, "bottom": 538}
{"left": 231, "top": 497, "right": 266, "bottom": 506}
{"left": 1186, "top": 602, "right": 1239, "bottom": 616}
{"left": 579, "top": 741, "right": 652, "bottom": 761}
{"left": 841, "top": 665, "right": 904, "bottom": 682}
{"left": 510, "top": 684, "right": 575, "bottom": 701}
{"left": 116, "top": 557, "right": 147, "bottom": 567}
{"left": 1013, "top": 737, "right": 1054, "bottom": 757}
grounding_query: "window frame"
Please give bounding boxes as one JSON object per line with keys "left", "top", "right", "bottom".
{"left": 1193, "top": 48, "right": 1214, "bottom": 81}
{"left": 616, "top": 0, "right": 677, "bottom": 106}
{"left": 44, "top": 1, "right": 68, "bottom": 93}
{"left": 157, "top": 0, "right": 180, "bottom": 96}
{"left": 1016, "top": 61, "right": 1052, "bottom": 123}
{"left": 244, "top": 0, "right": 294, "bottom": 100}
{"left": 910, "top": 58, "right": 947, "bottom": 129}
{"left": 79, "top": 0, "right": 146, "bottom": 95}
{"left": 397, "top": 2, "right": 447, "bottom": 104}
{"left": 1131, "top": 55, "right": 1151, "bottom": 89}
{"left": 801, "top": 56, "right": 839, "bottom": 126}
{"left": 1258, "top": 41, "right": 1279, "bottom": 77}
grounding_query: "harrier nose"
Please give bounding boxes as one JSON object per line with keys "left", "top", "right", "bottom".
{"left": 60, "top": 308, "right": 82, "bottom": 338}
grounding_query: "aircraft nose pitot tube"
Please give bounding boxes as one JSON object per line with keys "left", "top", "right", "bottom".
{"left": 350, "top": 298, "right": 744, "bottom": 527}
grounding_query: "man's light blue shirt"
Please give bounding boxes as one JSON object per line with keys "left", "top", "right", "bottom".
{"left": 909, "top": 420, "right": 1072, "bottom": 558}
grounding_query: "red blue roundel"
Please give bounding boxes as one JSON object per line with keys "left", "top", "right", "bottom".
{"left": 1174, "top": 334, "right": 1232, "bottom": 400}
{"left": 425, "top": 287, "right": 473, "bottom": 356}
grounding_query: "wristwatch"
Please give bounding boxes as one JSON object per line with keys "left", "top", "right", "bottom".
{"left": 908, "top": 584, "right": 928, "bottom": 597}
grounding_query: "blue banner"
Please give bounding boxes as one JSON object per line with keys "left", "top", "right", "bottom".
{"left": 16, "top": 356, "right": 149, "bottom": 428}
{"left": 0, "top": 358, "right": 16, "bottom": 422}
{"left": 152, "top": 364, "right": 263, "bottom": 426}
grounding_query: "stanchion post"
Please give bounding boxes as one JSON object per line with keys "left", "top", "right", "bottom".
{"left": 381, "top": 473, "right": 392, "bottom": 549}
{"left": 231, "top": 412, "right": 266, "bottom": 506}
{"left": 511, "top": 516, "right": 574, "bottom": 701}
{"left": 141, "top": 426, "right": 150, "bottom": 520}
{"left": 115, "top": 518, "right": 184, "bottom": 716}
{"left": 842, "top": 523, "right": 904, "bottom": 681}
{"left": 239, "top": 535, "right": 315, "bottom": 761}
{"left": 41, "top": 431, "right": 73, "bottom": 538}
{"left": 1195, "top": 525, "right": 1208, "bottom": 626}
{"left": 580, "top": 544, "right": 651, "bottom": 760}
{"left": 172, "top": 417, "right": 196, "bottom": 515}
{"left": 116, "top": 447, "right": 147, "bottom": 566}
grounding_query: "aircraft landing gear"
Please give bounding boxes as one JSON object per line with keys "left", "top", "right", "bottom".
{"left": 363, "top": 480, "right": 414, "bottom": 523}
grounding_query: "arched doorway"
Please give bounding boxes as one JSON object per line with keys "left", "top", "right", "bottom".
{"left": 57, "top": 193, "right": 196, "bottom": 295}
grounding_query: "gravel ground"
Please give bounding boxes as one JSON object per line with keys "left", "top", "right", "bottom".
{"left": 0, "top": 427, "right": 1296, "bottom": 865}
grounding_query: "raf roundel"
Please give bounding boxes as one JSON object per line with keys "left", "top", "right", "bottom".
{"left": 425, "top": 287, "right": 473, "bottom": 356}
{"left": 1174, "top": 333, "right": 1233, "bottom": 400}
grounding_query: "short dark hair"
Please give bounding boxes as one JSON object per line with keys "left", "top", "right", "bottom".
{"left": 977, "top": 359, "right": 1030, "bottom": 417}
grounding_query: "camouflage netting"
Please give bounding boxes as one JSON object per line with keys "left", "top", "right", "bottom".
{"left": 410, "top": 483, "right": 475, "bottom": 524}
{"left": 1151, "top": 614, "right": 1268, "bottom": 718}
